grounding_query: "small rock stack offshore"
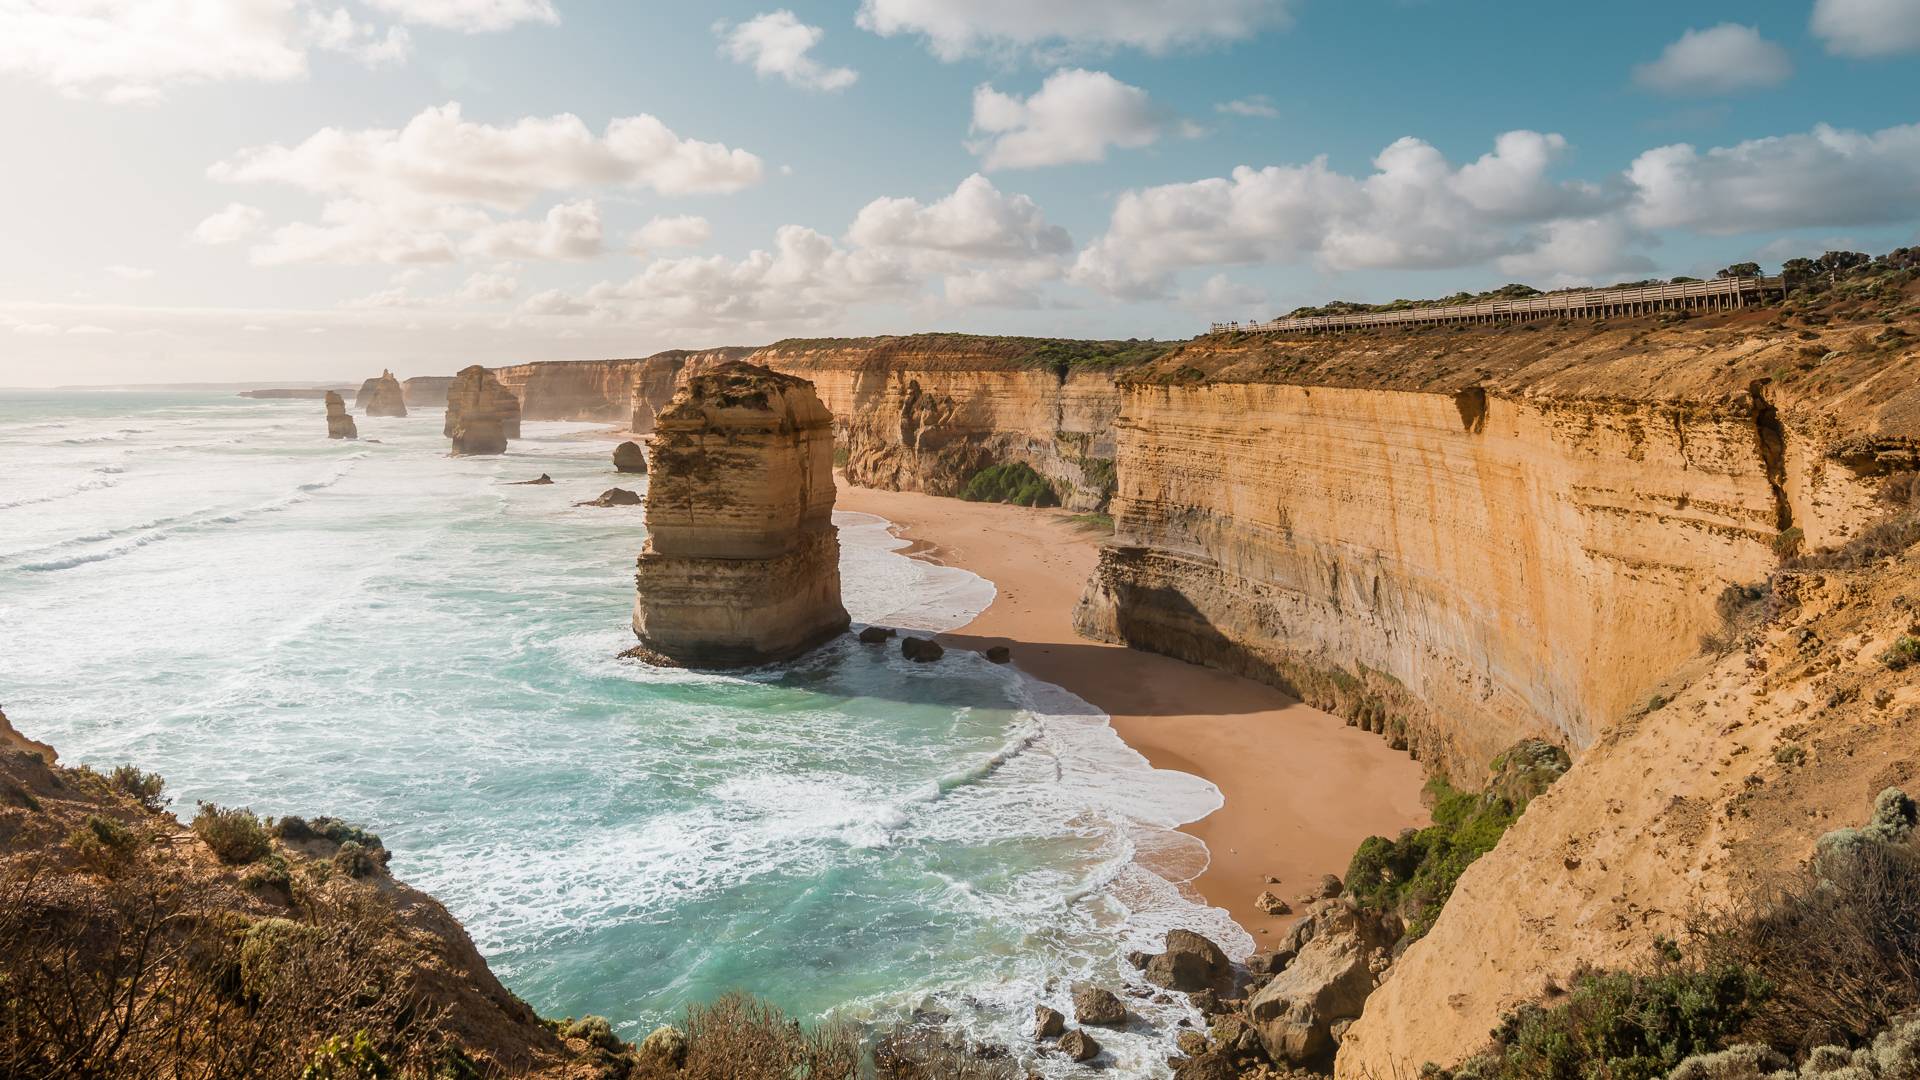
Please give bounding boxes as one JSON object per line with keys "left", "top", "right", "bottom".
{"left": 323, "top": 391, "right": 357, "bottom": 440}
{"left": 358, "top": 369, "right": 408, "bottom": 417}
{"left": 630, "top": 363, "right": 850, "bottom": 667}
{"left": 444, "top": 366, "right": 522, "bottom": 455}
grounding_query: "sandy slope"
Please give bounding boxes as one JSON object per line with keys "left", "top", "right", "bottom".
{"left": 836, "top": 483, "right": 1429, "bottom": 940}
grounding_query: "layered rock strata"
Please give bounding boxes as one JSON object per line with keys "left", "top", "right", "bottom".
{"left": 444, "top": 365, "right": 522, "bottom": 455}
{"left": 751, "top": 335, "right": 1141, "bottom": 510}
{"left": 356, "top": 369, "right": 408, "bottom": 416}
{"left": 1075, "top": 321, "right": 1913, "bottom": 782}
{"left": 631, "top": 363, "right": 849, "bottom": 667}
{"left": 491, "top": 349, "right": 753, "bottom": 424}
{"left": 323, "top": 391, "right": 357, "bottom": 439}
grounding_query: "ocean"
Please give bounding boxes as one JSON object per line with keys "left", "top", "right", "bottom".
{"left": 0, "top": 390, "right": 1247, "bottom": 1076}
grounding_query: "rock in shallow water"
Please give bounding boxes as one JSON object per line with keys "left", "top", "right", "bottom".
{"left": 358, "top": 370, "right": 407, "bottom": 417}
{"left": 1143, "top": 928, "right": 1234, "bottom": 994}
{"left": 984, "top": 645, "right": 1012, "bottom": 664}
{"left": 613, "top": 439, "right": 647, "bottom": 474}
{"left": 1072, "top": 982, "right": 1128, "bottom": 1026}
{"left": 858, "top": 625, "right": 896, "bottom": 644}
{"left": 1033, "top": 1004, "right": 1064, "bottom": 1040}
{"left": 900, "top": 636, "right": 944, "bottom": 662}
{"left": 1058, "top": 1028, "right": 1100, "bottom": 1062}
{"left": 444, "top": 366, "right": 520, "bottom": 455}
{"left": 576, "top": 487, "right": 640, "bottom": 507}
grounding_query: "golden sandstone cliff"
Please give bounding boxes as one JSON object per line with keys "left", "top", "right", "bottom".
{"left": 492, "top": 350, "right": 753, "bottom": 423}
{"left": 630, "top": 363, "right": 849, "bottom": 667}
{"left": 445, "top": 365, "right": 522, "bottom": 455}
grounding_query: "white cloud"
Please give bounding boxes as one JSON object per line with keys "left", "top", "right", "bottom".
{"left": 717, "top": 10, "right": 857, "bottom": 91}
{"left": 192, "top": 202, "right": 268, "bottom": 245}
{"left": 362, "top": 0, "right": 556, "bottom": 32}
{"left": 105, "top": 264, "right": 155, "bottom": 280}
{"left": 1495, "top": 216, "right": 1656, "bottom": 283}
{"left": 249, "top": 198, "right": 475, "bottom": 265}
{"left": 463, "top": 199, "right": 603, "bottom": 259}
{"left": 455, "top": 270, "right": 518, "bottom": 301}
{"left": 1071, "top": 129, "right": 1615, "bottom": 297}
{"left": 1632, "top": 24, "right": 1793, "bottom": 95}
{"left": 848, "top": 173, "right": 1071, "bottom": 259}
{"left": 629, "top": 214, "right": 712, "bottom": 252}
{"left": 1178, "top": 272, "right": 1267, "bottom": 315}
{"left": 856, "top": 0, "right": 1291, "bottom": 60}
{"left": 1627, "top": 121, "right": 1920, "bottom": 233}
{"left": 0, "top": 0, "right": 545, "bottom": 103}
{"left": 210, "top": 102, "right": 765, "bottom": 209}
{"left": 1811, "top": 0, "right": 1920, "bottom": 57}
{"left": 1216, "top": 95, "right": 1279, "bottom": 118}
{"left": 970, "top": 69, "right": 1176, "bottom": 170}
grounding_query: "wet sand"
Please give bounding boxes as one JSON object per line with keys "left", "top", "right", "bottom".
{"left": 835, "top": 484, "right": 1429, "bottom": 941}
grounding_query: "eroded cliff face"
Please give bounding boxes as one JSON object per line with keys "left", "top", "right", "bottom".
{"left": 1076, "top": 319, "right": 1913, "bottom": 781}
{"left": 443, "top": 365, "right": 521, "bottom": 455}
{"left": 490, "top": 349, "right": 755, "bottom": 424}
{"left": 751, "top": 336, "right": 1134, "bottom": 510}
{"left": 631, "top": 363, "right": 849, "bottom": 667}
{"left": 402, "top": 375, "right": 453, "bottom": 408}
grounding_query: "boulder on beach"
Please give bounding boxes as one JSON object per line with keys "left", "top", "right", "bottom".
{"left": 1071, "top": 983, "right": 1127, "bottom": 1027}
{"left": 576, "top": 487, "right": 640, "bottom": 507}
{"left": 984, "top": 645, "right": 1012, "bottom": 664}
{"left": 613, "top": 440, "right": 648, "bottom": 474}
{"left": 324, "top": 392, "right": 357, "bottom": 440}
{"left": 1143, "top": 928, "right": 1234, "bottom": 995}
{"left": 1256, "top": 891, "right": 1292, "bottom": 916}
{"left": 1058, "top": 1029, "right": 1101, "bottom": 1063}
{"left": 1246, "top": 900, "right": 1396, "bottom": 1066}
{"left": 858, "top": 626, "right": 896, "bottom": 644}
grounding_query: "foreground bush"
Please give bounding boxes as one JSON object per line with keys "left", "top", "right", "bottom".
{"left": 109, "top": 764, "right": 167, "bottom": 810}
{"left": 192, "top": 802, "right": 272, "bottom": 863}
{"left": 961, "top": 462, "right": 1059, "bottom": 507}
{"left": 1347, "top": 739, "right": 1569, "bottom": 942}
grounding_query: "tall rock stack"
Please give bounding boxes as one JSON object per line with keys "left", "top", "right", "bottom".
{"left": 443, "top": 366, "right": 522, "bottom": 455}
{"left": 630, "top": 363, "right": 849, "bottom": 667}
{"left": 324, "top": 391, "right": 358, "bottom": 439}
{"left": 359, "top": 370, "right": 408, "bottom": 417}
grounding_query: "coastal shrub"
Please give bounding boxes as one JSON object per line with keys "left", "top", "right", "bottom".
{"left": 1880, "top": 636, "right": 1920, "bottom": 671}
{"left": 562, "top": 1015, "right": 622, "bottom": 1052}
{"left": 961, "top": 462, "right": 1059, "bottom": 508}
{"left": 299, "top": 1031, "right": 392, "bottom": 1080}
{"left": 675, "top": 992, "right": 859, "bottom": 1080}
{"left": 1346, "top": 741, "right": 1569, "bottom": 942}
{"left": 193, "top": 802, "right": 272, "bottom": 864}
{"left": 67, "top": 814, "right": 141, "bottom": 873}
{"left": 243, "top": 852, "right": 294, "bottom": 896}
{"left": 1451, "top": 963, "right": 1769, "bottom": 1080}
{"left": 277, "top": 815, "right": 391, "bottom": 865}
{"left": 109, "top": 764, "right": 167, "bottom": 811}
{"left": 333, "top": 840, "right": 379, "bottom": 879}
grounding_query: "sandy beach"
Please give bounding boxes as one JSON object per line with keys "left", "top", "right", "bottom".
{"left": 836, "top": 483, "right": 1430, "bottom": 940}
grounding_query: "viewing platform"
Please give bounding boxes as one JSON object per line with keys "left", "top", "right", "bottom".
{"left": 1209, "top": 275, "right": 1786, "bottom": 336}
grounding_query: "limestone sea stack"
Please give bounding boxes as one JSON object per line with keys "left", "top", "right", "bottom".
{"left": 443, "top": 365, "right": 522, "bottom": 455}
{"left": 324, "top": 391, "right": 358, "bottom": 439}
{"left": 630, "top": 363, "right": 849, "bottom": 667}
{"left": 358, "top": 369, "right": 408, "bottom": 417}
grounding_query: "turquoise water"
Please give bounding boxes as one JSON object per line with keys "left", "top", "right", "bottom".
{"left": 0, "top": 391, "right": 1244, "bottom": 1076}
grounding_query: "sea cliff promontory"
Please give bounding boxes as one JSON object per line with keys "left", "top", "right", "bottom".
{"left": 356, "top": 370, "right": 408, "bottom": 417}
{"left": 630, "top": 363, "right": 849, "bottom": 667}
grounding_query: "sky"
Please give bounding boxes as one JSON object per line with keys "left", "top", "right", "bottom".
{"left": 1, "top": 0, "right": 1918, "bottom": 385}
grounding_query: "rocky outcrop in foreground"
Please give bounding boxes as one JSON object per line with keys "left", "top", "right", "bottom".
{"left": 357, "top": 370, "right": 408, "bottom": 417}
{"left": 444, "top": 366, "right": 521, "bottom": 455}
{"left": 323, "top": 391, "right": 357, "bottom": 439}
{"left": 630, "top": 363, "right": 849, "bottom": 667}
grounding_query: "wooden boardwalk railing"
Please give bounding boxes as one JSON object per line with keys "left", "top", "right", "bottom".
{"left": 1208, "top": 276, "right": 1785, "bottom": 336}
